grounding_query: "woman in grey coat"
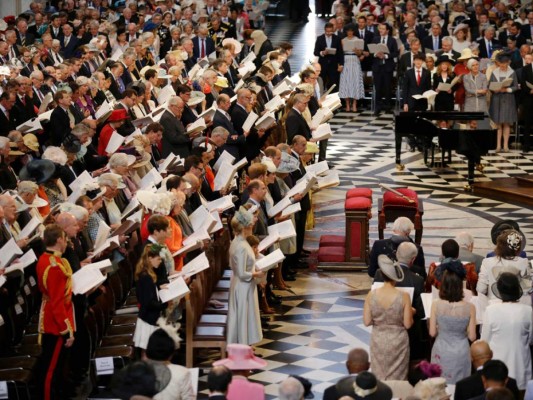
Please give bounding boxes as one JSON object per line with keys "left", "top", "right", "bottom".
{"left": 463, "top": 58, "right": 491, "bottom": 130}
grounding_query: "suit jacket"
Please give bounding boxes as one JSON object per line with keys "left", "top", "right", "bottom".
{"left": 60, "top": 35, "right": 80, "bottom": 59}
{"left": 48, "top": 106, "right": 71, "bottom": 146}
{"left": 454, "top": 370, "right": 519, "bottom": 400}
{"left": 521, "top": 64, "right": 533, "bottom": 104}
{"left": 225, "top": 105, "right": 246, "bottom": 158}
{"left": 192, "top": 36, "right": 216, "bottom": 60}
{"left": 314, "top": 34, "right": 344, "bottom": 77}
{"left": 422, "top": 35, "right": 443, "bottom": 52}
{"left": 458, "top": 247, "right": 485, "bottom": 273}
{"left": 324, "top": 376, "right": 392, "bottom": 400}
{"left": 371, "top": 36, "right": 399, "bottom": 72}
{"left": 285, "top": 108, "right": 311, "bottom": 142}
{"left": 287, "top": 151, "right": 310, "bottom": 212}
{"left": 16, "top": 30, "right": 35, "bottom": 46}
{"left": 368, "top": 235, "right": 426, "bottom": 278}
{"left": 521, "top": 24, "right": 533, "bottom": 41}
{"left": 0, "top": 109, "right": 17, "bottom": 136}
{"left": 0, "top": 161, "right": 18, "bottom": 190}
{"left": 402, "top": 67, "right": 432, "bottom": 110}
{"left": 398, "top": 51, "right": 425, "bottom": 77}
{"left": 160, "top": 110, "right": 190, "bottom": 158}
{"left": 477, "top": 38, "right": 500, "bottom": 59}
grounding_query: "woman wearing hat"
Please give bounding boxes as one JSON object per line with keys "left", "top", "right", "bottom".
{"left": 364, "top": 255, "right": 413, "bottom": 380}
{"left": 430, "top": 262, "right": 476, "bottom": 384}
{"left": 452, "top": 24, "right": 471, "bottom": 53}
{"left": 75, "top": 76, "right": 96, "bottom": 118}
{"left": 481, "top": 272, "right": 533, "bottom": 390}
{"left": 454, "top": 48, "right": 475, "bottom": 110}
{"left": 433, "top": 55, "right": 457, "bottom": 113}
{"left": 227, "top": 207, "right": 265, "bottom": 346}
{"left": 98, "top": 109, "right": 130, "bottom": 156}
{"left": 463, "top": 58, "right": 489, "bottom": 123}
{"left": 477, "top": 230, "right": 531, "bottom": 300}
{"left": 488, "top": 51, "right": 519, "bottom": 152}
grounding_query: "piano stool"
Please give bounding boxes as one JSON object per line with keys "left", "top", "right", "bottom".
{"left": 378, "top": 188, "right": 424, "bottom": 245}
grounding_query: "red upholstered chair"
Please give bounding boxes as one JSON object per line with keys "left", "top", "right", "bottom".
{"left": 346, "top": 188, "right": 373, "bottom": 200}
{"left": 345, "top": 197, "right": 372, "bottom": 264}
{"left": 378, "top": 188, "right": 424, "bottom": 244}
{"left": 319, "top": 235, "right": 346, "bottom": 247}
{"left": 317, "top": 246, "right": 345, "bottom": 263}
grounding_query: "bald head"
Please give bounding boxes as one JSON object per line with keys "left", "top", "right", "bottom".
{"left": 346, "top": 348, "right": 370, "bottom": 374}
{"left": 471, "top": 340, "right": 493, "bottom": 369}
{"left": 56, "top": 212, "right": 79, "bottom": 238}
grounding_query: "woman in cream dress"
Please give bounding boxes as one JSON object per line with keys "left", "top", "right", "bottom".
{"left": 227, "top": 207, "right": 265, "bottom": 345}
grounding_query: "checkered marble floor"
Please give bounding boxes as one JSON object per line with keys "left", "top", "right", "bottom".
{"left": 194, "top": 12, "right": 533, "bottom": 400}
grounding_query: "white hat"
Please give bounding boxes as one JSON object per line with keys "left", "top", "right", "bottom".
{"left": 261, "top": 157, "right": 277, "bottom": 173}
{"left": 187, "top": 91, "right": 205, "bottom": 106}
{"left": 136, "top": 190, "right": 173, "bottom": 215}
{"left": 222, "top": 38, "right": 242, "bottom": 54}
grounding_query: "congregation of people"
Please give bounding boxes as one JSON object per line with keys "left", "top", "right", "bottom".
{"left": 315, "top": 0, "right": 533, "bottom": 152}
{"left": 0, "top": 0, "right": 533, "bottom": 399}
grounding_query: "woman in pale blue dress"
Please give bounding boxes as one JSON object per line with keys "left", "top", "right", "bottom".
{"left": 339, "top": 24, "right": 365, "bottom": 112}
{"left": 429, "top": 262, "right": 476, "bottom": 384}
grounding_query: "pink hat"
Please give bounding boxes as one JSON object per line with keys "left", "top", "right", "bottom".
{"left": 213, "top": 344, "right": 267, "bottom": 370}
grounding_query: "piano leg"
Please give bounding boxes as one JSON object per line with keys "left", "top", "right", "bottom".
{"left": 466, "top": 158, "right": 475, "bottom": 190}
{"left": 396, "top": 134, "right": 404, "bottom": 170}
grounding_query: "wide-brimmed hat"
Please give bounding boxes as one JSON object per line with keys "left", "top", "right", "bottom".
{"left": 338, "top": 372, "right": 393, "bottom": 400}
{"left": 414, "top": 377, "right": 450, "bottom": 400}
{"left": 213, "top": 344, "right": 267, "bottom": 370}
{"left": 290, "top": 375, "right": 314, "bottom": 399}
{"left": 215, "top": 76, "right": 229, "bottom": 88}
{"left": 492, "top": 272, "right": 523, "bottom": 302}
{"left": 63, "top": 136, "right": 82, "bottom": 154}
{"left": 19, "top": 159, "right": 56, "bottom": 184}
{"left": 377, "top": 254, "right": 404, "bottom": 282}
{"left": 29, "top": 196, "right": 49, "bottom": 208}
{"left": 490, "top": 220, "right": 525, "bottom": 249}
{"left": 305, "top": 142, "right": 319, "bottom": 154}
{"left": 0, "top": 66, "right": 10, "bottom": 76}
{"left": 277, "top": 152, "right": 299, "bottom": 173}
{"left": 187, "top": 91, "right": 205, "bottom": 107}
{"left": 453, "top": 23, "right": 469, "bottom": 35}
{"left": 23, "top": 134, "right": 39, "bottom": 152}
{"left": 435, "top": 54, "right": 455, "bottom": 66}
{"left": 137, "top": 190, "right": 172, "bottom": 215}
{"left": 496, "top": 51, "right": 512, "bottom": 63}
{"left": 222, "top": 38, "right": 242, "bottom": 54}
{"left": 108, "top": 109, "right": 130, "bottom": 122}
{"left": 457, "top": 48, "right": 475, "bottom": 61}
{"left": 133, "top": 152, "right": 152, "bottom": 168}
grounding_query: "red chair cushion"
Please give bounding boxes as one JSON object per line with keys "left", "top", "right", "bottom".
{"left": 319, "top": 235, "right": 346, "bottom": 247}
{"left": 317, "top": 246, "right": 345, "bottom": 263}
{"left": 383, "top": 188, "right": 419, "bottom": 209}
{"left": 345, "top": 197, "right": 372, "bottom": 210}
{"left": 346, "top": 188, "right": 373, "bottom": 199}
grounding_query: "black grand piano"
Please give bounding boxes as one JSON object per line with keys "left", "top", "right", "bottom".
{"left": 395, "top": 111, "right": 497, "bottom": 188}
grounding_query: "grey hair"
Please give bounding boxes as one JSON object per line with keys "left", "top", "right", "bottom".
{"left": 8, "top": 130, "right": 23, "bottom": 143}
{"left": 43, "top": 146, "right": 68, "bottom": 166}
{"left": 141, "top": 32, "right": 154, "bottom": 41}
{"left": 392, "top": 217, "right": 414, "bottom": 235}
{"left": 71, "top": 123, "right": 90, "bottom": 138}
{"left": 109, "top": 153, "right": 131, "bottom": 169}
{"left": 59, "top": 203, "right": 88, "bottom": 220}
{"left": 278, "top": 377, "right": 304, "bottom": 400}
{"left": 98, "top": 173, "right": 120, "bottom": 188}
{"left": 442, "top": 36, "right": 453, "bottom": 45}
{"left": 0, "top": 137, "right": 9, "bottom": 149}
{"left": 211, "top": 126, "right": 229, "bottom": 138}
{"left": 17, "top": 180, "right": 39, "bottom": 195}
{"left": 52, "top": 39, "right": 60, "bottom": 47}
{"left": 396, "top": 242, "right": 418, "bottom": 264}
{"left": 467, "top": 58, "right": 478, "bottom": 70}
{"left": 168, "top": 96, "right": 183, "bottom": 107}
{"left": 455, "top": 232, "right": 474, "bottom": 248}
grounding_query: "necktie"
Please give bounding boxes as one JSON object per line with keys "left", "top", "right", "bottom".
{"left": 434, "top": 37, "right": 438, "bottom": 50}
{"left": 10, "top": 47, "right": 15, "bottom": 59}
{"left": 21, "top": 35, "right": 26, "bottom": 46}
{"left": 417, "top": 70, "right": 421, "bottom": 86}
{"left": 201, "top": 39, "right": 206, "bottom": 58}
{"left": 488, "top": 41, "right": 492, "bottom": 58}
{"left": 64, "top": 36, "right": 70, "bottom": 47}
{"left": 360, "top": 30, "right": 364, "bottom": 38}
{"left": 382, "top": 36, "right": 385, "bottom": 44}
{"left": 37, "top": 89, "right": 44, "bottom": 102}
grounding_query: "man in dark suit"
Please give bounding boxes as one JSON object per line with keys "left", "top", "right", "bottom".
{"left": 398, "top": 38, "right": 425, "bottom": 77}
{"left": 422, "top": 23, "right": 443, "bottom": 52}
{"left": 435, "top": 37, "right": 460, "bottom": 61}
{"left": 49, "top": 14, "right": 64, "bottom": 41}
{"left": 402, "top": 54, "right": 432, "bottom": 112}
{"left": 374, "top": 242, "right": 428, "bottom": 360}
{"left": 226, "top": 90, "right": 251, "bottom": 158}
{"left": 160, "top": 96, "right": 192, "bottom": 158}
{"left": 314, "top": 22, "right": 344, "bottom": 91}
{"left": 477, "top": 26, "right": 500, "bottom": 59}
{"left": 368, "top": 216, "right": 425, "bottom": 278}
{"left": 371, "top": 23, "right": 399, "bottom": 114}
{"left": 207, "top": 366, "right": 231, "bottom": 400}
{"left": 285, "top": 93, "right": 312, "bottom": 143}
{"left": 15, "top": 18, "right": 35, "bottom": 46}
{"left": 192, "top": 27, "right": 216, "bottom": 61}
{"left": 0, "top": 92, "right": 18, "bottom": 136}
{"left": 323, "top": 348, "right": 370, "bottom": 400}
{"left": 520, "top": 60, "right": 533, "bottom": 152}
{"left": 521, "top": 11, "right": 533, "bottom": 41}
{"left": 456, "top": 348, "right": 519, "bottom": 400}
{"left": 27, "top": 12, "right": 46, "bottom": 39}
{"left": 114, "top": 89, "right": 137, "bottom": 136}
{"left": 211, "top": 94, "right": 238, "bottom": 157}
{"left": 355, "top": 15, "right": 374, "bottom": 72}
{"left": 60, "top": 23, "right": 80, "bottom": 59}
{"left": 47, "top": 90, "right": 74, "bottom": 146}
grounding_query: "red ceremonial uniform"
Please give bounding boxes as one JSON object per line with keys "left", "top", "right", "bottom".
{"left": 36, "top": 250, "right": 75, "bottom": 400}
